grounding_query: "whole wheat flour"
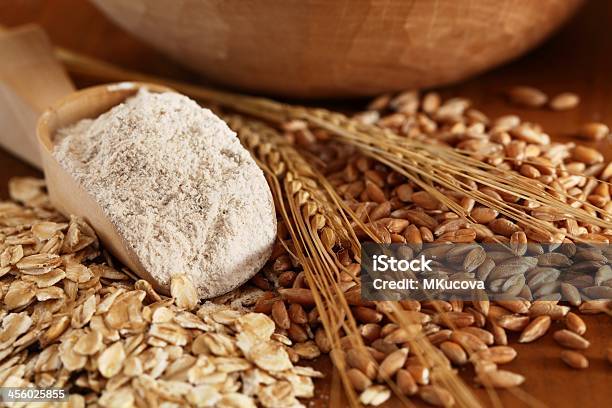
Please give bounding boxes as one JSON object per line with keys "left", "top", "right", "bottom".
{"left": 53, "top": 89, "right": 276, "bottom": 298}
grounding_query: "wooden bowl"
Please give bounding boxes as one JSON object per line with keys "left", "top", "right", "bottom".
{"left": 91, "top": 0, "right": 584, "bottom": 98}
{"left": 37, "top": 82, "right": 174, "bottom": 294}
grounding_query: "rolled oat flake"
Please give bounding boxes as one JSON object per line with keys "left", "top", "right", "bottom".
{"left": 54, "top": 89, "right": 276, "bottom": 298}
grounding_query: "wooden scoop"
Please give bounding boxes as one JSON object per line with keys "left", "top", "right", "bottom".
{"left": 37, "top": 82, "right": 174, "bottom": 294}
{"left": 0, "top": 24, "right": 75, "bottom": 168}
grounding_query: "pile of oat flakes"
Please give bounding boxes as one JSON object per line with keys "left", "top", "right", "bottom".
{"left": 0, "top": 178, "right": 321, "bottom": 407}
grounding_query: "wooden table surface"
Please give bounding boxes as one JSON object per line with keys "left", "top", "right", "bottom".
{"left": 1, "top": 1, "right": 611, "bottom": 407}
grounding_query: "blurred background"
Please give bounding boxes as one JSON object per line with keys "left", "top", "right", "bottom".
{"left": 0, "top": 0, "right": 598, "bottom": 98}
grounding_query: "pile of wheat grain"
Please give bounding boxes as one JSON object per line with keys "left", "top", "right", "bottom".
{"left": 233, "top": 90, "right": 612, "bottom": 406}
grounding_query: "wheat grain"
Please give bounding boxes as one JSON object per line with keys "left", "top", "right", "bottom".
{"left": 565, "top": 312, "right": 587, "bottom": 335}
{"left": 475, "top": 370, "right": 525, "bottom": 388}
{"left": 507, "top": 86, "right": 548, "bottom": 108}
{"left": 553, "top": 330, "right": 591, "bottom": 349}
{"left": 518, "top": 316, "right": 551, "bottom": 343}
{"left": 578, "top": 122, "right": 610, "bottom": 141}
{"left": 473, "top": 346, "right": 517, "bottom": 364}
{"left": 549, "top": 93, "right": 580, "bottom": 111}
{"left": 560, "top": 350, "right": 589, "bottom": 369}
{"left": 419, "top": 385, "right": 456, "bottom": 407}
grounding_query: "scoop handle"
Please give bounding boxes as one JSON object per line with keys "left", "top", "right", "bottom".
{"left": 0, "top": 24, "right": 75, "bottom": 169}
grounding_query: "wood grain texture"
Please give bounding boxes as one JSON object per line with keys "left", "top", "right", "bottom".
{"left": 89, "top": 0, "right": 584, "bottom": 98}
{"left": 0, "top": 1, "right": 611, "bottom": 406}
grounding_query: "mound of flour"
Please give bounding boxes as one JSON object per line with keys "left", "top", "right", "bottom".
{"left": 54, "top": 89, "right": 276, "bottom": 298}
